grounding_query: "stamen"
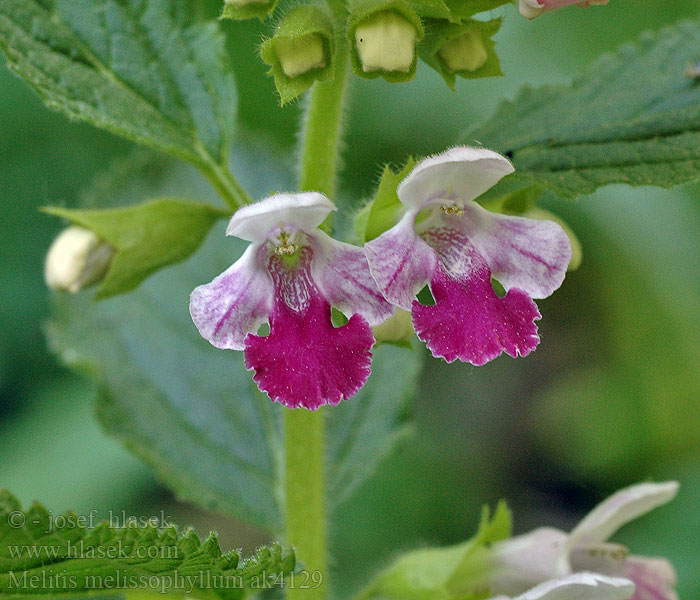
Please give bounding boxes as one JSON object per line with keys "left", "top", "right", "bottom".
{"left": 275, "top": 244, "right": 299, "bottom": 256}
{"left": 586, "top": 547, "right": 629, "bottom": 560}
{"left": 275, "top": 229, "right": 299, "bottom": 256}
{"left": 440, "top": 202, "right": 464, "bottom": 216}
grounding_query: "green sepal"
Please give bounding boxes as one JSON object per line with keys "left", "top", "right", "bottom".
{"left": 347, "top": 0, "right": 425, "bottom": 83}
{"left": 419, "top": 18, "right": 502, "bottom": 90}
{"left": 357, "top": 158, "right": 417, "bottom": 243}
{"left": 411, "top": 0, "right": 512, "bottom": 23}
{"left": 445, "top": 0, "right": 513, "bottom": 20}
{"left": 260, "top": 5, "right": 335, "bottom": 105}
{"left": 481, "top": 183, "right": 541, "bottom": 214}
{"left": 220, "top": 0, "right": 279, "bottom": 22}
{"left": 356, "top": 501, "right": 512, "bottom": 599}
{"left": 43, "top": 199, "right": 229, "bottom": 299}
{"left": 408, "top": 0, "right": 452, "bottom": 21}
{"left": 0, "top": 489, "right": 295, "bottom": 599}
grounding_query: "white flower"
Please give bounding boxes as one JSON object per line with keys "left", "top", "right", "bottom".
{"left": 485, "top": 482, "right": 679, "bottom": 600}
{"left": 490, "top": 572, "right": 635, "bottom": 600}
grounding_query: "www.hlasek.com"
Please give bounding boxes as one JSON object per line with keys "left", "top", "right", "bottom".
{"left": 6, "top": 569, "right": 324, "bottom": 593}
{"left": 7, "top": 539, "right": 179, "bottom": 561}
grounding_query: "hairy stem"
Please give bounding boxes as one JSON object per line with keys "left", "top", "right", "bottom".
{"left": 298, "top": 18, "right": 350, "bottom": 198}
{"left": 285, "top": 14, "right": 351, "bottom": 600}
{"left": 285, "top": 409, "right": 328, "bottom": 600}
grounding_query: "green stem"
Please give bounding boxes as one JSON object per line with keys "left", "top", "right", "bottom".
{"left": 298, "top": 24, "right": 350, "bottom": 198}
{"left": 285, "top": 15, "right": 351, "bottom": 600}
{"left": 199, "top": 157, "right": 252, "bottom": 210}
{"left": 285, "top": 409, "right": 328, "bottom": 600}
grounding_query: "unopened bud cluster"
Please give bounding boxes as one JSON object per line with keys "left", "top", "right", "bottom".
{"left": 224, "top": 0, "right": 611, "bottom": 99}
{"left": 223, "top": 0, "right": 508, "bottom": 100}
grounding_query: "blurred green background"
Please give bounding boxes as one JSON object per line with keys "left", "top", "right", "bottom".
{"left": 1, "top": 0, "right": 699, "bottom": 597}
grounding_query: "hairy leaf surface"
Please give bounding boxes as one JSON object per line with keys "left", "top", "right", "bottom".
{"left": 0, "top": 0, "right": 236, "bottom": 168}
{"left": 467, "top": 20, "right": 700, "bottom": 198}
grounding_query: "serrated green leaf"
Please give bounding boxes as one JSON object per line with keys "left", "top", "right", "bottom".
{"left": 44, "top": 200, "right": 228, "bottom": 299}
{"left": 0, "top": 0, "right": 237, "bottom": 171}
{"left": 0, "top": 489, "right": 294, "bottom": 599}
{"left": 466, "top": 20, "right": 700, "bottom": 198}
{"left": 355, "top": 502, "right": 512, "bottom": 600}
{"left": 360, "top": 159, "right": 416, "bottom": 242}
{"left": 46, "top": 145, "right": 423, "bottom": 532}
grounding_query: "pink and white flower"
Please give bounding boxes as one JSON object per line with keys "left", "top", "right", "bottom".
{"left": 489, "top": 572, "right": 635, "bottom": 600}
{"left": 189, "top": 192, "right": 393, "bottom": 410}
{"left": 484, "top": 482, "right": 679, "bottom": 600}
{"left": 519, "top": 0, "right": 610, "bottom": 20}
{"left": 364, "top": 146, "right": 571, "bottom": 365}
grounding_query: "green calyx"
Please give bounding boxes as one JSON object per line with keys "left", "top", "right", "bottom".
{"left": 347, "top": 0, "right": 424, "bottom": 82}
{"left": 220, "top": 0, "right": 278, "bottom": 22}
{"left": 419, "top": 17, "right": 502, "bottom": 90}
{"left": 261, "top": 5, "right": 335, "bottom": 104}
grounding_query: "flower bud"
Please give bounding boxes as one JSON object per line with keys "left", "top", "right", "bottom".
{"left": 348, "top": 1, "right": 423, "bottom": 82}
{"left": 355, "top": 11, "right": 417, "bottom": 73}
{"left": 274, "top": 34, "right": 327, "bottom": 78}
{"left": 437, "top": 29, "right": 487, "bottom": 73}
{"left": 419, "top": 19, "right": 501, "bottom": 90}
{"left": 45, "top": 226, "right": 114, "bottom": 293}
{"left": 261, "top": 5, "right": 334, "bottom": 104}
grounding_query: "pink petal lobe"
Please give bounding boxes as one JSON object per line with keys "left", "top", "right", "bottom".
{"left": 365, "top": 211, "right": 437, "bottom": 311}
{"left": 623, "top": 557, "right": 678, "bottom": 600}
{"left": 244, "top": 248, "right": 374, "bottom": 410}
{"left": 190, "top": 244, "right": 273, "bottom": 350}
{"left": 412, "top": 228, "right": 540, "bottom": 365}
{"left": 311, "top": 230, "right": 394, "bottom": 326}
{"left": 459, "top": 202, "right": 571, "bottom": 299}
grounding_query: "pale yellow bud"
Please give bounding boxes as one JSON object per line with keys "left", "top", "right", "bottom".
{"left": 354, "top": 11, "right": 417, "bottom": 73}
{"left": 274, "top": 34, "right": 327, "bottom": 78}
{"left": 437, "top": 30, "right": 488, "bottom": 73}
{"left": 45, "top": 226, "right": 114, "bottom": 293}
